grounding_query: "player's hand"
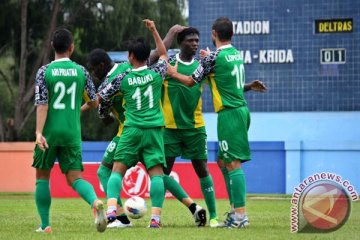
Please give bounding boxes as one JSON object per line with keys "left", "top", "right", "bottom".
{"left": 200, "top": 47, "right": 211, "bottom": 59}
{"left": 96, "top": 93, "right": 103, "bottom": 103}
{"left": 36, "top": 132, "right": 49, "bottom": 151}
{"left": 166, "top": 61, "right": 178, "bottom": 77}
{"left": 250, "top": 80, "right": 267, "bottom": 92}
{"left": 143, "top": 19, "right": 156, "bottom": 31}
{"left": 169, "top": 24, "right": 188, "bottom": 34}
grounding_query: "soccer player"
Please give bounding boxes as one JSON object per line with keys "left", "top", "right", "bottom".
{"left": 33, "top": 28, "right": 107, "bottom": 233}
{"left": 167, "top": 17, "right": 267, "bottom": 228}
{"left": 162, "top": 26, "right": 266, "bottom": 228}
{"left": 86, "top": 26, "right": 188, "bottom": 229}
{"left": 87, "top": 48, "right": 133, "bottom": 228}
{"left": 98, "top": 19, "right": 167, "bottom": 228}
{"left": 160, "top": 27, "right": 217, "bottom": 227}
{"left": 88, "top": 25, "right": 207, "bottom": 228}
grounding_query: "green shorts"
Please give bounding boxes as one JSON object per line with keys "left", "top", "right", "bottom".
{"left": 113, "top": 127, "right": 166, "bottom": 170}
{"left": 102, "top": 136, "right": 120, "bottom": 167}
{"left": 164, "top": 126, "right": 207, "bottom": 160}
{"left": 217, "top": 106, "right": 251, "bottom": 163}
{"left": 32, "top": 145, "right": 83, "bottom": 174}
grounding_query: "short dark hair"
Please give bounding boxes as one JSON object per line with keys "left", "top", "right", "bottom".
{"left": 52, "top": 28, "right": 73, "bottom": 53}
{"left": 177, "top": 27, "right": 200, "bottom": 44}
{"left": 87, "top": 48, "right": 112, "bottom": 66}
{"left": 212, "top": 17, "right": 233, "bottom": 41}
{"left": 127, "top": 37, "right": 151, "bottom": 62}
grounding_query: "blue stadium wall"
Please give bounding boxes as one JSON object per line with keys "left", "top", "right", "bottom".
{"left": 186, "top": 0, "right": 360, "bottom": 194}
{"left": 189, "top": 0, "right": 359, "bottom": 112}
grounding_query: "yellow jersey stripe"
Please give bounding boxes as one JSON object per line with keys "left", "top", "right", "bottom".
{"left": 194, "top": 84, "right": 205, "bottom": 128}
{"left": 162, "top": 81, "right": 177, "bottom": 128}
{"left": 208, "top": 74, "right": 224, "bottom": 112}
{"left": 82, "top": 91, "right": 91, "bottom": 102}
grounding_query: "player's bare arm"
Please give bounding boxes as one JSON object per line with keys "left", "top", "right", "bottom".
{"left": 143, "top": 19, "right": 167, "bottom": 61}
{"left": 167, "top": 61, "right": 195, "bottom": 87}
{"left": 168, "top": 49, "right": 216, "bottom": 87}
{"left": 149, "top": 24, "right": 187, "bottom": 65}
{"left": 163, "top": 24, "right": 188, "bottom": 48}
{"left": 86, "top": 98, "right": 99, "bottom": 108}
{"left": 80, "top": 103, "right": 91, "bottom": 112}
{"left": 244, "top": 80, "right": 267, "bottom": 92}
{"left": 35, "top": 104, "right": 49, "bottom": 151}
{"left": 96, "top": 93, "right": 103, "bottom": 103}
{"left": 81, "top": 98, "right": 99, "bottom": 111}
{"left": 199, "top": 47, "right": 211, "bottom": 59}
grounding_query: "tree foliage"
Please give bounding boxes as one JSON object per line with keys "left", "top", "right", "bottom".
{"left": 0, "top": 0, "right": 186, "bottom": 141}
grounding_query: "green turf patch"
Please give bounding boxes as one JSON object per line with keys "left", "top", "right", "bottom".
{"left": 0, "top": 195, "right": 358, "bottom": 239}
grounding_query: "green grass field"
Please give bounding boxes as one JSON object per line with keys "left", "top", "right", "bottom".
{"left": 0, "top": 193, "right": 358, "bottom": 240}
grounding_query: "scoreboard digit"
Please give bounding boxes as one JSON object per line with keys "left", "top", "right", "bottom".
{"left": 320, "top": 48, "right": 346, "bottom": 64}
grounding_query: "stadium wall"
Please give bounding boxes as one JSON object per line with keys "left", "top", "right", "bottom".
{"left": 203, "top": 111, "right": 360, "bottom": 194}
{"left": 1, "top": 111, "right": 359, "bottom": 196}
{"left": 189, "top": 0, "right": 360, "bottom": 112}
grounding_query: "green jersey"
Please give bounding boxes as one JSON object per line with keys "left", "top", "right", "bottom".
{"left": 162, "top": 54, "right": 205, "bottom": 129}
{"left": 99, "top": 59, "right": 167, "bottom": 128}
{"left": 34, "top": 58, "right": 97, "bottom": 146}
{"left": 192, "top": 45, "right": 247, "bottom": 112}
{"left": 98, "top": 62, "right": 132, "bottom": 136}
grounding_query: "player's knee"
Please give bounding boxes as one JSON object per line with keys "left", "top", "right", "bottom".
{"left": 191, "top": 159, "right": 209, "bottom": 178}
{"left": 66, "top": 178, "right": 73, "bottom": 186}
{"left": 148, "top": 164, "right": 164, "bottom": 177}
{"left": 195, "top": 168, "right": 209, "bottom": 178}
{"left": 163, "top": 166, "right": 171, "bottom": 175}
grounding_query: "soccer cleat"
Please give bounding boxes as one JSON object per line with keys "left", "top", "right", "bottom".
{"left": 209, "top": 218, "right": 220, "bottom": 228}
{"left": 225, "top": 213, "right": 250, "bottom": 228}
{"left": 107, "top": 219, "right": 133, "bottom": 228}
{"left": 217, "top": 211, "right": 234, "bottom": 228}
{"left": 94, "top": 200, "right": 107, "bottom": 233}
{"left": 148, "top": 219, "right": 161, "bottom": 228}
{"left": 35, "top": 226, "right": 52, "bottom": 233}
{"left": 106, "top": 210, "right": 117, "bottom": 222}
{"left": 193, "top": 205, "right": 207, "bottom": 227}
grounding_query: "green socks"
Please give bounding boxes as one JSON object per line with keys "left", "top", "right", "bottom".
{"left": 150, "top": 175, "right": 165, "bottom": 208}
{"left": 163, "top": 175, "right": 188, "bottom": 201}
{"left": 107, "top": 172, "right": 123, "bottom": 200}
{"left": 220, "top": 167, "right": 233, "bottom": 205}
{"left": 200, "top": 175, "right": 217, "bottom": 219}
{"left": 71, "top": 178, "right": 97, "bottom": 206}
{"left": 97, "top": 165, "right": 123, "bottom": 206}
{"left": 229, "top": 168, "right": 246, "bottom": 208}
{"left": 35, "top": 179, "right": 51, "bottom": 229}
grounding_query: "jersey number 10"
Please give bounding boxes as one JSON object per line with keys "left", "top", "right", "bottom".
{"left": 231, "top": 64, "right": 245, "bottom": 89}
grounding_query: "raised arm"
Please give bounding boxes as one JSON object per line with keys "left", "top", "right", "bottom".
{"left": 143, "top": 19, "right": 167, "bottom": 61}
{"left": 148, "top": 24, "right": 187, "bottom": 65}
